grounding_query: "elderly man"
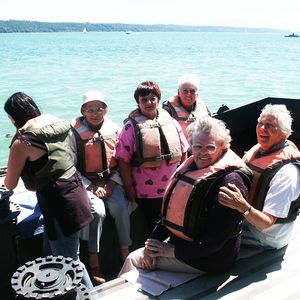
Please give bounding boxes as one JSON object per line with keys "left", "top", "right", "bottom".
{"left": 163, "top": 74, "right": 210, "bottom": 139}
{"left": 219, "top": 104, "right": 300, "bottom": 249}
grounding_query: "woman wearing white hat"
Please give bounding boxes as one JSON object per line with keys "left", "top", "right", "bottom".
{"left": 70, "top": 91, "right": 131, "bottom": 285}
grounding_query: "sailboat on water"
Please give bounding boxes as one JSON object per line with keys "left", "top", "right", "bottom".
{"left": 83, "top": 27, "right": 87, "bottom": 33}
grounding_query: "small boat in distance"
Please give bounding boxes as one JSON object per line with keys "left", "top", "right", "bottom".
{"left": 125, "top": 31, "right": 132, "bottom": 35}
{"left": 284, "top": 33, "right": 300, "bottom": 38}
{"left": 83, "top": 27, "right": 87, "bottom": 33}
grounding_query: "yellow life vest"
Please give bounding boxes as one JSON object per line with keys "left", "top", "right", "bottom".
{"left": 71, "top": 117, "right": 118, "bottom": 182}
{"left": 162, "top": 149, "right": 251, "bottom": 241}
{"left": 243, "top": 141, "right": 300, "bottom": 223}
{"left": 128, "top": 108, "right": 182, "bottom": 168}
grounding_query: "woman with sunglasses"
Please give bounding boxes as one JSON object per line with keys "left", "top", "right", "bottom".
{"left": 119, "top": 115, "right": 251, "bottom": 275}
{"left": 163, "top": 74, "right": 210, "bottom": 140}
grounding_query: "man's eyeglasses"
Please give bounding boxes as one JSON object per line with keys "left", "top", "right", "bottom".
{"left": 256, "top": 122, "right": 277, "bottom": 131}
{"left": 84, "top": 107, "right": 105, "bottom": 114}
{"left": 181, "top": 89, "right": 197, "bottom": 94}
{"left": 191, "top": 144, "right": 217, "bottom": 153}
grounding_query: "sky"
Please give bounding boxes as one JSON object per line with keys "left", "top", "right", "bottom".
{"left": 0, "top": 0, "right": 300, "bottom": 31}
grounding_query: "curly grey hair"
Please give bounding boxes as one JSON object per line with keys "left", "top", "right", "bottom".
{"left": 186, "top": 115, "right": 231, "bottom": 149}
{"left": 258, "top": 104, "right": 293, "bottom": 138}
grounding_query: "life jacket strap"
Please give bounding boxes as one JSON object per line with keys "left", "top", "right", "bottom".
{"left": 161, "top": 217, "right": 184, "bottom": 232}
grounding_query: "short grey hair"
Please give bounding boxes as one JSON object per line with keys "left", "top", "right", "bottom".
{"left": 186, "top": 115, "right": 231, "bottom": 149}
{"left": 178, "top": 74, "right": 200, "bottom": 90}
{"left": 258, "top": 104, "right": 293, "bottom": 138}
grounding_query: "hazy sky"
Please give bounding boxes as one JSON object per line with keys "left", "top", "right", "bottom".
{"left": 1, "top": 0, "right": 300, "bottom": 31}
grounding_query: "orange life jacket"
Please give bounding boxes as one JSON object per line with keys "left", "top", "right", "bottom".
{"left": 127, "top": 108, "right": 182, "bottom": 168}
{"left": 161, "top": 149, "right": 251, "bottom": 241}
{"left": 163, "top": 96, "right": 208, "bottom": 138}
{"left": 71, "top": 117, "right": 118, "bottom": 181}
{"left": 243, "top": 141, "right": 300, "bottom": 223}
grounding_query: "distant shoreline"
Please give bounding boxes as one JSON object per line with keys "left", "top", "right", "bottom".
{"left": 0, "top": 20, "right": 288, "bottom": 33}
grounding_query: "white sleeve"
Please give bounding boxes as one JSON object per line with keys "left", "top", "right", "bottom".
{"left": 263, "top": 164, "right": 300, "bottom": 218}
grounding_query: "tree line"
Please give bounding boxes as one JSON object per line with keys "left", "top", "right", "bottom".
{"left": 0, "top": 20, "right": 285, "bottom": 33}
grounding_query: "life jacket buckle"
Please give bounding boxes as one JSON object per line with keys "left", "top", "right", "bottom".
{"left": 160, "top": 153, "right": 172, "bottom": 160}
{"left": 92, "top": 135, "right": 104, "bottom": 142}
{"left": 96, "top": 168, "right": 110, "bottom": 179}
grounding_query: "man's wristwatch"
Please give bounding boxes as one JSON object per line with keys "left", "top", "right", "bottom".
{"left": 242, "top": 206, "right": 251, "bottom": 216}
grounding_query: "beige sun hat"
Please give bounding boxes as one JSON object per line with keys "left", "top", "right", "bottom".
{"left": 81, "top": 90, "right": 108, "bottom": 114}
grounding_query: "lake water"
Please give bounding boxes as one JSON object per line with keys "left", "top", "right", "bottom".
{"left": 1, "top": 31, "right": 300, "bottom": 166}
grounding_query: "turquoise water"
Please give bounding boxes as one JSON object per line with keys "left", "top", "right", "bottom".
{"left": 1, "top": 32, "right": 300, "bottom": 166}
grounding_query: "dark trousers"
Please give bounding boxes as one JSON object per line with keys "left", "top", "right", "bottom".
{"left": 136, "top": 197, "right": 163, "bottom": 234}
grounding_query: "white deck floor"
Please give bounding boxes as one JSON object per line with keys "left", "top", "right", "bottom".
{"left": 90, "top": 217, "right": 300, "bottom": 299}
{"left": 2, "top": 173, "right": 300, "bottom": 299}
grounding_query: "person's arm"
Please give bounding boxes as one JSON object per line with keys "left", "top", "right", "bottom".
{"left": 141, "top": 221, "right": 172, "bottom": 267}
{"left": 118, "top": 159, "right": 136, "bottom": 202}
{"left": 146, "top": 239, "right": 175, "bottom": 259}
{"left": 113, "top": 120, "right": 137, "bottom": 201}
{"left": 224, "top": 163, "right": 300, "bottom": 229}
{"left": 4, "top": 139, "right": 29, "bottom": 190}
{"left": 219, "top": 183, "right": 276, "bottom": 229}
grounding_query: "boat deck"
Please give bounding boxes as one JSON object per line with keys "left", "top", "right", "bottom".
{"left": 89, "top": 217, "right": 300, "bottom": 299}
{"left": 89, "top": 96, "right": 300, "bottom": 299}
{"left": 2, "top": 172, "right": 300, "bottom": 300}
{"left": 2, "top": 97, "right": 300, "bottom": 299}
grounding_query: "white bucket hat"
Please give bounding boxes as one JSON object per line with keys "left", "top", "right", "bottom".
{"left": 81, "top": 90, "right": 108, "bottom": 114}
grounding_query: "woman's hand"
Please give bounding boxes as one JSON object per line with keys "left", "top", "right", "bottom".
{"left": 103, "top": 180, "right": 116, "bottom": 198}
{"left": 218, "top": 183, "right": 250, "bottom": 214}
{"left": 138, "top": 247, "right": 157, "bottom": 270}
{"left": 118, "top": 160, "right": 136, "bottom": 202}
{"left": 88, "top": 182, "right": 110, "bottom": 199}
{"left": 219, "top": 183, "right": 277, "bottom": 229}
{"left": 124, "top": 184, "right": 137, "bottom": 202}
{"left": 145, "top": 239, "right": 175, "bottom": 258}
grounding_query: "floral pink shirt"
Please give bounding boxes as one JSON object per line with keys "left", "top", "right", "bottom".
{"left": 114, "top": 118, "right": 189, "bottom": 199}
